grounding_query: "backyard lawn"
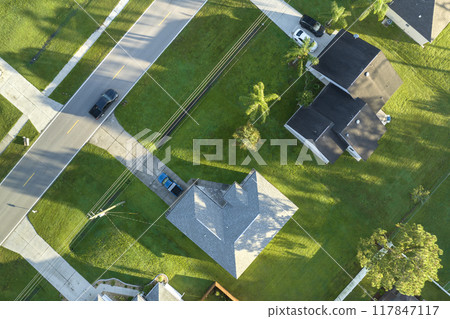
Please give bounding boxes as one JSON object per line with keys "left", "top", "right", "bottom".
{"left": 0, "top": 95, "right": 22, "bottom": 141}
{"left": 21, "top": 0, "right": 449, "bottom": 301}
{"left": 0, "top": 0, "right": 122, "bottom": 90}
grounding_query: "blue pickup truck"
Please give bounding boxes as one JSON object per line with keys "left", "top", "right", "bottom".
{"left": 157, "top": 172, "right": 183, "bottom": 197}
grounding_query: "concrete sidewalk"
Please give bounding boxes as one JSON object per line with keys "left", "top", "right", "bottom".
{"left": 250, "top": 0, "right": 335, "bottom": 56}
{"left": 42, "top": 0, "right": 131, "bottom": 96}
{"left": 0, "top": 58, "right": 63, "bottom": 132}
{"left": 90, "top": 115, "right": 188, "bottom": 206}
{"left": 2, "top": 218, "right": 98, "bottom": 301}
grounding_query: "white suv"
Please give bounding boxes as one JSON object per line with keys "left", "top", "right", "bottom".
{"left": 293, "top": 28, "right": 318, "bottom": 52}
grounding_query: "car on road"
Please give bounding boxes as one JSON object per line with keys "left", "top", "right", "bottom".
{"left": 299, "top": 15, "right": 325, "bottom": 37}
{"left": 89, "top": 89, "right": 119, "bottom": 119}
{"left": 292, "top": 28, "right": 318, "bottom": 52}
{"left": 158, "top": 172, "right": 183, "bottom": 196}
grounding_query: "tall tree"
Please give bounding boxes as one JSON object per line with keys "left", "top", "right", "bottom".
{"left": 330, "top": 1, "right": 351, "bottom": 29}
{"left": 357, "top": 224, "right": 443, "bottom": 296}
{"left": 239, "top": 82, "right": 279, "bottom": 123}
{"left": 233, "top": 122, "right": 261, "bottom": 151}
{"left": 359, "top": 0, "right": 392, "bottom": 21}
{"left": 285, "top": 40, "right": 319, "bottom": 76}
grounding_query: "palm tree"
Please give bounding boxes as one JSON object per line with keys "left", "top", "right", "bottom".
{"left": 239, "top": 82, "right": 279, "bottom": 123}
{"left": 359, "top": 0, "right": 392, "bottom": 21}
{"left": 233, "top": 122, "right": 261, "bottom": 151}
{"left": 285, "top": 40, "right": 319, "bottom": 76}
{"left": 330, "top": 1, "right": 351, "bottom": 29}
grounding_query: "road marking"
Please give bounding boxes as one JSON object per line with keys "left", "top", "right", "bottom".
{"left": 23, "top": 173, "right": 35, "bottom": 187}
{"left": 113, "top": 65, "right": 125, "bottom": 79}
{"left": 66, "top": 120, "right": 80, "bottom": 135}
{"left": 159, "top": 12, "right": 171, "bottom": 25}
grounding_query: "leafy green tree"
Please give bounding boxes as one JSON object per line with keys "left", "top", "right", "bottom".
{"left": 233, "top": 122, "right": 261, "bottom": 151}
{"left": 285, "top": 41, "right": 319, "bottom": 76}
{"left": 359, "top": 0, "right": 392, "bottom": 21}
{"left": 410, "top": 185, "right": 430, "bottom": 204}
{"left": 357, "top": 224, "right": 443, "bottom": 296}
{"left": 239, "top": 82, "right": 279, "bottom": 123}
{"left": 297, "top": 90, "right": 314, "bottom": 106}
{"left": 330, "top": 1, "right": 351, "bottom": 29}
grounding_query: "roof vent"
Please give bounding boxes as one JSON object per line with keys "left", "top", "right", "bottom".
{"left": 356, "top": 119, "right": 361, "bottom": 125}
{"left": 418, "top": 15, "right": 422, "bottom": 18}
{"left": 365, "top": 72, "right": 370, "bottom": 77}
{"left": 353, "top": 34, "right": 359, "bottom": 39}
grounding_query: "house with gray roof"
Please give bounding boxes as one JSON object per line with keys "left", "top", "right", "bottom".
{"left": 386, "top": 0, "right": 449, "bottom": 46}
{"left": 166, "top": 169, "right": 298, "bottom": 279}
{"left": 285, "top": 84, "right": 387, "bottom": 164}
{"left": 311, "top": 29, "right": 403, "bottom": 113}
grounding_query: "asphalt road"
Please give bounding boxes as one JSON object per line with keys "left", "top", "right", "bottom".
{"left": 0, "top": 0, "right": 207, "bottom": 245}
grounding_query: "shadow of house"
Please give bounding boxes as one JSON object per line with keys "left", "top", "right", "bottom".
{"left": 285, "top": 30, "right": 403, "bottom": 164}
{"left": 386, "top": 0, "right": 450, "bottom": 47}
{"left": 165, "top": 169, "right": 298, "bottom": 279}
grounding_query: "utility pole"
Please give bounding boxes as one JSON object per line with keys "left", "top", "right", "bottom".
{"left": 88, "top": 201, "right": 126, "bottom": 220}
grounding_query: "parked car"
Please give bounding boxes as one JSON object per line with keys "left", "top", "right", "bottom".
{"left": 292, "top": 28, "right": 318, "bottom": 52}
{"left": 158, "top": 172, "right": 183, "bottom": 196}
{"left": 299, "top": 15, "right": 325, "bottom": 37}
{"left": 89, "top": 89, "right": 119, "bottom": 119}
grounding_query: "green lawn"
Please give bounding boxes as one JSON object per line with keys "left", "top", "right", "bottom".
{"left": 408, "top": 177, "right": 450, "bottom": 301}
{"left": 114, "top": 0, "right": 448, "bottom": 300}
{"left": 0, "top": 121, "right": 39, "bottom": 182}
{"left": 0, "top": 0, "right": 121, "bottom": 90}
{"left": 0, "top": 95, "right": 22, "bottom": 141}
{"left": 0, "top": 247, "right": 60, "bottom": 301}
{"left": 25, "top": 0, "right": 449, "bottom": 301}
{"left": 49, "top": 0, "right": 154, "bottom": 104}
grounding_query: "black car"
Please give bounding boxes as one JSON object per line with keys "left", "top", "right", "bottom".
{"left": 299, "top": 15, "right": 325, "bottom": 37}
{"left": 89, "top": 89, "right": 119, "bottom": 119}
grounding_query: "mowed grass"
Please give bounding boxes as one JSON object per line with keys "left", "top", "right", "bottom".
{"left": 50, "top": 0, "right": 154, "bottom": 104}
{"left": 0, "top": 95, "right": 22, "bottom": 141}
{"left": 27, "top": 144, "right": 236, "bottom": 300}
{"left": 0, "top": 121, "right": 39, "bottom": 182}
{"left": 27, "top": 0, "right": 449, "bottom": 301}
{"left": 347, "top": 177, "right": 450, "bottom": 301}
{"left": 408, "top": 177, "right": 450, "bottom": 301}
{"left": 0, "top": 0, "right": 121, "bottom": 90}
{"left": 112, "top": 0, "right": 448, "bottom": 301}
{"left": 0, "top": 247, "right": 60, "bottom": 301}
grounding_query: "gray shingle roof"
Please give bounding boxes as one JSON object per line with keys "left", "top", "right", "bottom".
{"left": 285, "top": 84, "right": 387, "bottom": 163}
{"left": 313, "top": 30, "right": 402, "bottom": 112}
{"left": 166, "top": 170, "right": 298, "bottom": 278}
{"left": 145, "top": 282, "right": 183, "bottom": 301}
{"left": 389, "top": 0, "right": 449, "bottom": 42}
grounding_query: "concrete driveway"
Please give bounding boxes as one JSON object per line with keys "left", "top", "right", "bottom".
{"left": 250, "top": 0, "right": 335, "bottom": 56}
{"left": 0, "top": 0, "right": 207, "bottom": 246}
